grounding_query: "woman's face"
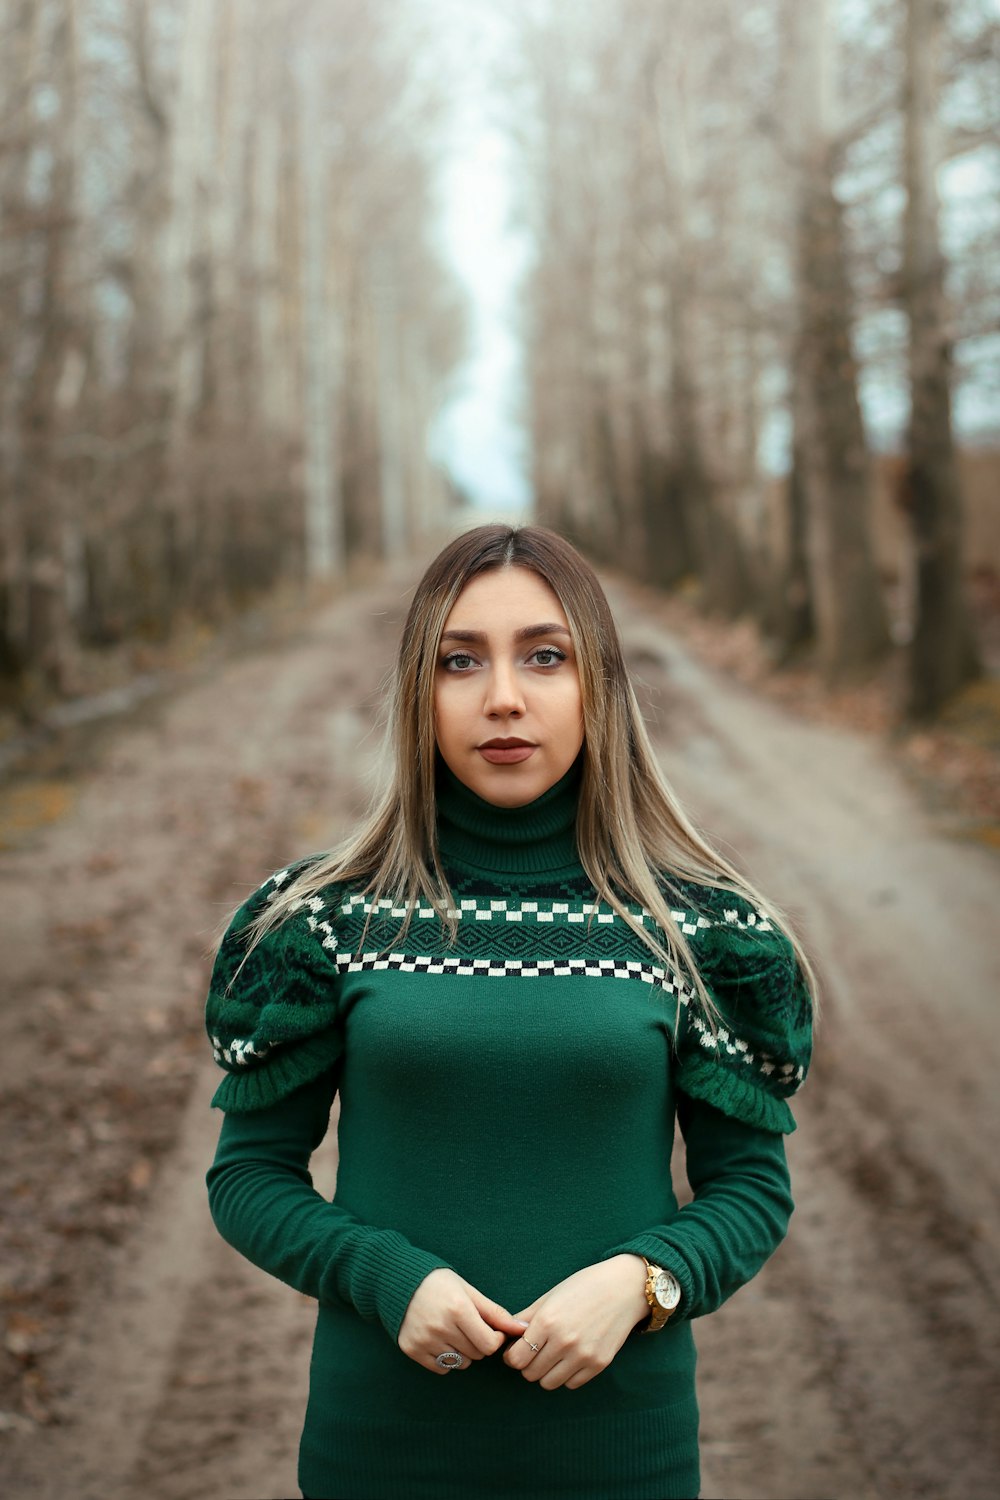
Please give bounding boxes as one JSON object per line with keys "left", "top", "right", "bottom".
{"left": 432, "top": 566, "right": 585, "bottom": 808}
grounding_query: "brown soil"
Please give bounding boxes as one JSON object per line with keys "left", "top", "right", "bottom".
{"left": 2, "top": 535, "right": 998, "bottom": 1500}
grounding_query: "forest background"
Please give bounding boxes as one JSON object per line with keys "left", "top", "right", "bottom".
{"left": 0, "top": 0, "right": 997, "bottom": 743}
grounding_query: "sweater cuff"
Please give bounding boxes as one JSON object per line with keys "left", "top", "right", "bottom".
{"left": 344, "top": 1232, "right": 456, "bottom": 1343}
{"left": 599, "top": 1239, "right": 698, "bottom": 1325}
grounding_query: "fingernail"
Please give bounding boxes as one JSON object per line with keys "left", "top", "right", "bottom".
{"left": 514, "top": 1319, "right": 529, "bottom": 1327}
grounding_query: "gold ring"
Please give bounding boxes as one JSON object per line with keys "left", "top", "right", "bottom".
{"left": 524, "top": 1337, "right": 540, "bottom": 1353}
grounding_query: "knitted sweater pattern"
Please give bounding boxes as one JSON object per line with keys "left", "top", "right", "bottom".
{"left": 207, "top": 771, "right": 811, "bottom": 1136}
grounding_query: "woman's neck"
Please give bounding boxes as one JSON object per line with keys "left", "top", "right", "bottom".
{"left": 434, "top": 749, "right": 585, "bottom": 879}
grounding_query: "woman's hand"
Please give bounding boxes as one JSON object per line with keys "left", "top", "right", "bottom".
{"left": 397, "top": 1267, "right": 529, "bottom": 1375}
{"left": 502, "top": 1254, "right": 649, "bottom": 1390}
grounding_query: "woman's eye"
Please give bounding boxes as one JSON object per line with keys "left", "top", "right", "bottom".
{"left": 440, "top": 647, "right": 566, "bottom": 671}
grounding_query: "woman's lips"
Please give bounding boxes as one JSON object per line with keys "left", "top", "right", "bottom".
{"left": 477, "top": 745, "right": 537, "bottom": 764}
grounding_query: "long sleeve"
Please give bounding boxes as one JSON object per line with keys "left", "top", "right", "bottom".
{"left": 204, "top": 864, "right": 455, "bottom": 1340}
{"left": 598, "top": 885, "right": 811, "bottom": 1320}
{"left": 206, "top": 1069, "right": 456, "bottom": 1341}
{"left": 598, "top": 1091, "right": 793, "bottom": 1321}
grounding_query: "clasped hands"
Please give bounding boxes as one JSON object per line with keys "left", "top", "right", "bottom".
{"left": 396, "top": 1255, "right": 649, "bottom": 1391}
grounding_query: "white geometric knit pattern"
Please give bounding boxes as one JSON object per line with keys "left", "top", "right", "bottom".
{"left": 254, "top": 869, "right": 797, "bottom": 1090}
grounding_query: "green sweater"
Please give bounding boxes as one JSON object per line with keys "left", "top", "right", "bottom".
{"left": 205, "top": 752, "right": 812, "bottom": 1500}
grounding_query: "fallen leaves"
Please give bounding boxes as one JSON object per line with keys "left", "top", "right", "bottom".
{"left": 128, "top": 1157, "right": 154, "bottom": 1193}
{"left": 4, "top": 1312, "right": 56, "bottom": 1362}
{"left": 0, "top": 780, "right": 76, "bottom": 850}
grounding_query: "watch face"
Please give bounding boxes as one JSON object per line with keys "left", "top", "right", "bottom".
{"left": 653, "top": 1270, "right": 681, "bottom": 1311}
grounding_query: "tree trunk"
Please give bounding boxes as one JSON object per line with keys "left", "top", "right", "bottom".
{"left": 901, "top": 0, "right": 982, "bottom": 719}
{"left": 652, "top": 43, "right": 748, "bottom": 615}
{"left": 670, "top": 287, "right": 750, "bottom": 616}
{"left": 297, "top": 44, "right": 342, "bottom": 582}
{"left": 371, "top": 246, "right": 406, "bottom": 562}
{"left": 161, "top": 0, "right": 219, "bottom": 440}
{"left": 123, "top": 0, "right": 171, "bottom": 405}
{"left": 251, "top": 50, "right": 294, "bottom": 434}
{"left": 0, "top": 0, "right": 42, "bottom": 676}
{"left": 638, "top": 229, "right": 693, "bottom": 591}
{"left": 761, "top": 412, "right": 816, "bottom": 666}
{"left": 11, "top": 0, "right": 84, "bottom": 691}
{"left": 789, "top": 0, "right": 891, "bottom": 683}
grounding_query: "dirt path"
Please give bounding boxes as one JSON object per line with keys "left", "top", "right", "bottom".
{"left": 2, "top": 546, "right": 998, "bottom": 1500}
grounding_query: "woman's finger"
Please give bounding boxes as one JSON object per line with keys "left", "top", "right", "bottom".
{"left": 538, "top": 1357, "right": 581, "bottom": 1391}
{"left": 453, "top": 1301, "right": 506, "bottom": 1358}
{"left": 467, "top": 1289, "right": 530, "bottom": 1339}
{"left": 517, "top": 1336, "right": 562, "bottom": 1383}
{"left": 504, "top": 1329, "right": 544, "bottom": 1370}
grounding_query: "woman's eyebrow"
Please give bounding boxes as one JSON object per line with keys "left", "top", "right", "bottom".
{"left": 440, "top": 623, "right": 572, "bottom": 644}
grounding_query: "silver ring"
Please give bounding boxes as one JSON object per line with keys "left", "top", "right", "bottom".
{"left": 435, "top": 1351, "right": 464, "bottom": 1370}
{"left": 523, "top": 1337, "right": 540, "bottom": 1353}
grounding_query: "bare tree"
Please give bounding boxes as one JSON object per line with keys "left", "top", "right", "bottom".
{"left": 1, "top": 0, "right": 86, "bottom": 693}
{"left": 900, "top": 0, "right": 983, "bottom": 717}
{"left": 787, "top": 0, "right": 893, "bottom": 684}
{"left": 648, "top": 8, "right": 753, "bottom": 616}
{"left": 297, "top": 34, "right": 342, "bottom": 581}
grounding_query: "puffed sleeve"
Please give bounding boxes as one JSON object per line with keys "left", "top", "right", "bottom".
{"left": 674, "top": 887, "right": 813, "bottom": 1135}
{"left": 205, "top": 862, "right": 345, "bottom": 1113}
{"left": 204, "top": 865, "right": 457, "bottom": 1337}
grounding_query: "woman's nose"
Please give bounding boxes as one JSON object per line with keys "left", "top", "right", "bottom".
{"left": 484, "top": 660, "right": 526, "bottom": 715}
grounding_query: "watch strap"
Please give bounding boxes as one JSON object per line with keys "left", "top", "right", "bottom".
{"left": 640, "top": 1256, "right": 677, "bottom": 1334}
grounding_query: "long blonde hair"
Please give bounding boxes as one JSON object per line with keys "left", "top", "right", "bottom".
{"left": 231, "top": 523, "right": 820, "bottom": 1029}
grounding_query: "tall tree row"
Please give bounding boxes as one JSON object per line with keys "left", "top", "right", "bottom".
{"left": 0, "top": 0, "right": 468, "bottom": 702}
{"left": 510, "top": 0, "right": 997, "bottom": 714}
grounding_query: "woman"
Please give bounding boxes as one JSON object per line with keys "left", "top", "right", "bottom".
{"left": 205, "top": 523, "right": 817, "bottom": 1500}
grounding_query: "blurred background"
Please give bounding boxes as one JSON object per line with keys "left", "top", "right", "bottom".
{"left": 0, "top": 0, "right": 997, "bottom": 727}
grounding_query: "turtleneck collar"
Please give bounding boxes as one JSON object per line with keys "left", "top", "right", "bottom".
{"left": 434, "top": 748, "right": 585, "bottom": 879}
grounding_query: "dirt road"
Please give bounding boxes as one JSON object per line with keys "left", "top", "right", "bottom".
{"left": 2, "top": 542, "right": 998, "bottom": 1500}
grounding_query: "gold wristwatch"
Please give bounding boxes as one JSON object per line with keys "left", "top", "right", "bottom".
{"left": 640, "top": 1256, "right": 681, "bottom": 1333}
